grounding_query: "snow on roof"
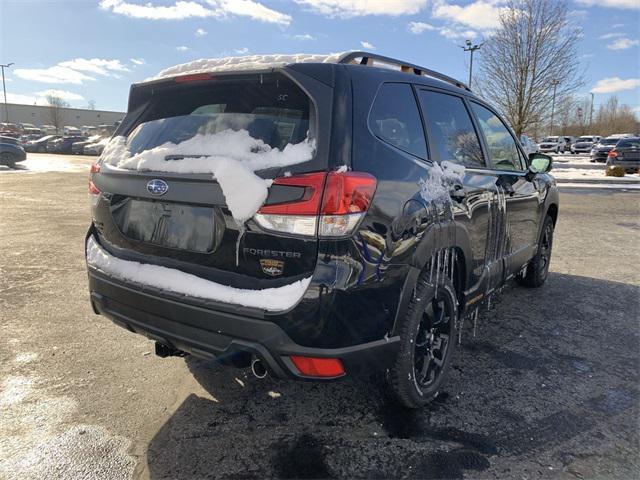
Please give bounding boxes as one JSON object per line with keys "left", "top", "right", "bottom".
{"left": 144, "top": 52, "right": 348, "bottom": 82}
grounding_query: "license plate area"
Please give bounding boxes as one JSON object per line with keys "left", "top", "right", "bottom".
{"left": 111, "top": 197, "right": 222, "bottom": 253}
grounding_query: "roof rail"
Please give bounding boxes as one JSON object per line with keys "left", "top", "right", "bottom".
{"left": 337, "top": 51, "right": 470, "bottom": 91}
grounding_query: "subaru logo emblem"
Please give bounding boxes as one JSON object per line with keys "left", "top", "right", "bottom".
{"left": 147, "top": 179, "right": 168, "bottom": 196}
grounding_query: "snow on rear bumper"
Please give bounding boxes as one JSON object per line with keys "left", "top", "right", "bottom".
{"left": 86, "top": 235, "right": 311, "bottom": 312}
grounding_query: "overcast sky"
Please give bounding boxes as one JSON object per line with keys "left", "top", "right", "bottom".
{"left": 1, "top": 0, "right": 639, "bottom": 115}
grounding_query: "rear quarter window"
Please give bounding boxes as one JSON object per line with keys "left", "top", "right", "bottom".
{"left": 368, "top": 83, "right": 427, "bottom": 159}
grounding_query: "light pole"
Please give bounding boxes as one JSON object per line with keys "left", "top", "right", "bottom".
{"left": 549, "top": 79, "right": 560, "bottom": 136}
{"left": 1, "top": 62, "right": 14, "bottom": 123}
{"left": 460, "top": 40, "right": 483, "bottom": 89}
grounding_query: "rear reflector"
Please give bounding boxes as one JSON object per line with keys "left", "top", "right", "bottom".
{"left": 89, "top": 163, "right": 101, "bottom": 195}
{"left": 254, "top": 170, "right": 376, "bottom": 237}
{"left": 290, "top": 356, "right": 345, "bottom": 377}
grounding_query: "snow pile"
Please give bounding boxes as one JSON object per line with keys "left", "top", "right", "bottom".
{"left": 86, "top": 236, "right": 311, "bottom": 311}
{"left": 101, "top": 130, "right": 314, "bottom": 222}
{"left": 419, "top": 160, "right": 466, "bottom": 204}
{"left": 146, "top": 53, "right": 346, "bottom": 82}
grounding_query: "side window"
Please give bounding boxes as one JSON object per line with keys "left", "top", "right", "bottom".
{"left": 417, "top": 90, "right": 484, "bottom": 167}
{"left": 470, "top": 102, "right": 524, "bottom": 171}
{"left": 368, "top": 83, "right": 427, "bottom": 159}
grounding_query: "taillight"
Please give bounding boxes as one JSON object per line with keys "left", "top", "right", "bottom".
{"left": 253, "top": 171, "right": 376, "bottom": 237}
{"left": 89, "top": 163, "right": 101, "bottom": 197}
{"left": 608, "top": 150, "right": 617, "bottom": 157}
{"left": 290, "top": 356, "right": 345, "bottom": 377}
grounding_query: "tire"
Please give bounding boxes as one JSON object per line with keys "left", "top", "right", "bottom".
{"left": 516, "top": 215, "right": 554, "bottom": 288}
{"left": 387, "top": 272, "right": 458, "bottom": 409}
{"left": 0, "top": 152, "right": 16, "bottom": 168}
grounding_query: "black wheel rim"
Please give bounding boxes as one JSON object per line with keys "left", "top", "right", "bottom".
{"left": 413, "top": 296, "right": 452, "bottom": 389}
{"left": 539, "top": 223, "right": 553, "bottom": 273}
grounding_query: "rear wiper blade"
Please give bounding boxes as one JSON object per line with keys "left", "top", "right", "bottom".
{"left": 164, "top": 154, "right": 211, "bottom": 161}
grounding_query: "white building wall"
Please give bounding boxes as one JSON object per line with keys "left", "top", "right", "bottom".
{"left": 0, "top": 103, "right": 124, "bottom": 128}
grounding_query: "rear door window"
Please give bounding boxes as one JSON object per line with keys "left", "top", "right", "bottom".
{"left": 368, "top": 83, "right": 427, "bottom": 159}
{"left": 417, "top": 90, "right": 484, "bottom": 167}
{"left": 470, "top": 102, "right": 524, "bottom": 171}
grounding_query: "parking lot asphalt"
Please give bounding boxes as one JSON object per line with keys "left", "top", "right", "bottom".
{"left": 1, "top": 155, "right": 639, "bottom": 479}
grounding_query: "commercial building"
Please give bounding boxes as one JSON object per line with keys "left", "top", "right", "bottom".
{"left": 0, "top": 102, "right": 124, "bottom": 129}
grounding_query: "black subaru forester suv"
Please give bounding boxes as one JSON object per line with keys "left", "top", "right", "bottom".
{"left": 86, "top": 52, "right": 558, "bottom": 408}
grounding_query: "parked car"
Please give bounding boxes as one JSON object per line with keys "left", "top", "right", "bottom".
{"left": 24, "top": 134, "right": 60, "bottom": 153}
{"left": 538, "top": 136, "right": 566, "bottom": 153}
{"left": 0, "top": 122, "right": 20, "bottom": 137}
{"left": 40, "top": 125, "right": 58, "bottom": 135}
{"left": 71, "top": 135, "right": 103, "bottom": 154}
{"left": 83, "top": 138, "right": 109, "bottom": 155}
{"left": 86, "top": 52, "right": 559, "bottom": 408}
{"left": 562, "top": 136, "right": 576, "bottom": 152}
{"left": 591, "top": 136, "right": 624, "bottom": 163}
{"left": 47, "top": 135, "right": 87, "bottom": 154}
{"left": 520, "top": 134, "right": 539, "bottom": 155}
{"left": 571, "top": 135, "right": 601, "bottom": 154}
{"left": 0, "top": 137, "right": 27, "bottom": 167}
{"left": 63, "top": 126, "right": 82, "bottom": 136}
{"left": 606, "top": 137, "right": 640, "bottom": 173}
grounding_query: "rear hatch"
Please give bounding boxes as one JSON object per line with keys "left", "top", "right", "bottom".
{"left": 90, "top": 71, "right": 330, "bottom": 290}
{"left": 616, "top": 139, "right": 640, "bottom": 162}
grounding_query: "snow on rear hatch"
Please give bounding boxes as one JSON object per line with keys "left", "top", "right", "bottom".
{"left": 101, "top": 73, "right": 316, "bottom": 223}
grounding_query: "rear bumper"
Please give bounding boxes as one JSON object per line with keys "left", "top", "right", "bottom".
{"left": 88, "top": 269, "right": 400, "bottom": 380}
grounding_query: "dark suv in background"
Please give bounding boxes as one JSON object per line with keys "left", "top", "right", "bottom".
{"left": 86, "top": 52, "right": 558, "bottom": 408}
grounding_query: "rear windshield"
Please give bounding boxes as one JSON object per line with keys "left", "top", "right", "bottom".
{"left": 601, "top": 138, "right": 618, "bottom": 145}
{"left": 577, "top": 137, "right": 593, "bottom": 142}
{"left": 617, "top": 138, "right": 640, "bottom": 148}
{"left": 542, "top": 137, "right": 558, "bottom": 142}
{"left": 109, "top": 74, "right": 314, "bottom": 166}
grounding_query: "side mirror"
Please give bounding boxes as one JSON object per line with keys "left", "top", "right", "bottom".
{"left": 528, "top": 153, "right": 553, "bottom": 174}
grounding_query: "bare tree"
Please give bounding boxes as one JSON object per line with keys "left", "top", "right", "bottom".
{"left": 87, "top": 99, "right": 96, "bottom": 110}
{"left": 46, "top": 94, "right": 69, "bottom": 132}
{"left": 477, "top": 0, "right": 583, "bottom": 136}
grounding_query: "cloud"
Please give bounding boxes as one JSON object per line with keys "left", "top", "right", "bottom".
{"left": 35, "top": 89, "right": 85, "bottom": 101}
{"left": 99, "top": 0, "right": 219, "bottom": 19}
{"left": 438, "top": 26, "right": 477, "bottom": 40}
{"left": 408, "top": 21, "right": 436, "bottom": 34}
{"left": 99, "top": 0, "right": 291, "bottom": 25}
{"left": 210, "top": 0, "right": 291, "bottom": 25}
{"left": 575, "top": 0, "right": 639, "bottom": 9}
{"left": 130, "top": 58, "right": 145, "bottom": 65}
{"left": 234, "top": 47, "right": 249, "bottom": 54}
{"left": 598, "top": 32, "right": 625, "bottom": 39}
{"left": 360, "top": 40, "right": 375, "bottom": 49}
{"left": 294, "top": 0, "right": 427, "bottom": 17}
{"left": 591, "top": 77, "right": 640, "bottom": 93}
{"left": 432, "top": 0, "right": 507, "bottom": 31}
{"left": 195, "top": 27, "right": 207, "bottom": 36}
{"left": 6, "top": 89, "right": 84, "bottom": 106}
{"left": 176, "top": 46, "right": 190, "bottom": 51}
{"left": 13, "top": 66, "right": 96, "bottom": 84}
{"left": 293, "top": 33, "right": 315, "bottom": 40}
{"left": 606, "top": 38, "right": 640, "bottom": 50}
{"left": 58, "top": 58, "right": 129, "bottom": 75}
{"left": 408, "top": 20, "right": 476, "bottom": 40}
{"left": 13, "top": 57, "right": 130, "bottom": 85}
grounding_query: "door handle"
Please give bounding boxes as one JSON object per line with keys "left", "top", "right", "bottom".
{"left": 450, "top": 184, "right": 466, "bottom": 201}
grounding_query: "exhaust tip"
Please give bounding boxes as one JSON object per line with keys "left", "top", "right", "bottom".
{"left": 251, "top": 357, "right": 268, "bottom": 379}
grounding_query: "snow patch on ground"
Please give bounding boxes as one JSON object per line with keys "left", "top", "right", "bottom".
{"left": 0, "top": 374, "right": 135, "bottom": 480}
{"left": 0, "top": 155, "right": 90, "bottom": 174}
{"left": 146, "top": 52, "right": 346, "bottom": 81}
{"left": 86, "top": 236, "right": 311, "bottom": 311}
{"left": 102, "top": 130, "right": 314, "bottom": 222}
